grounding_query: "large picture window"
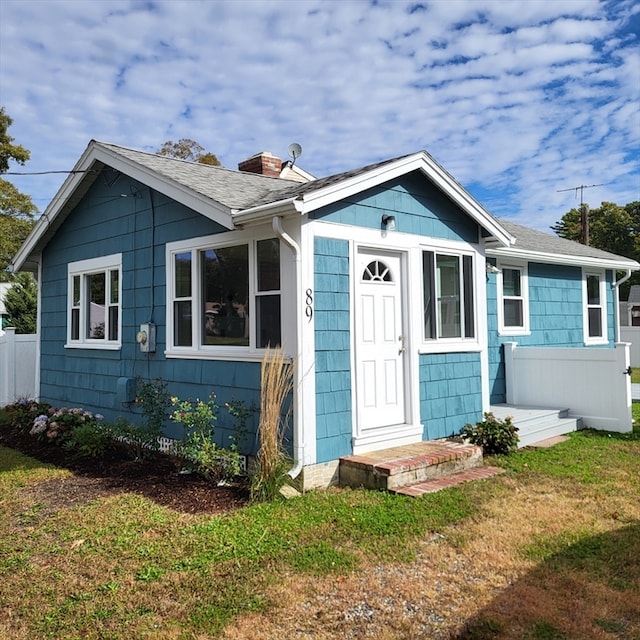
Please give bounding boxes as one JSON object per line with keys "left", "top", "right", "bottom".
{"left": 169, "top": 237, "right": 281, "bottom": 354}
{"left": 423, "top": 251, "right": 475, "bottom": 341}
{"left": 497, "top": 263, "right": 529, "bottom": 335}
{"left": 67, "top": 254, "right": 122, "bottom": 349}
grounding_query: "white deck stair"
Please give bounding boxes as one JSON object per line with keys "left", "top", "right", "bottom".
{"left": 490, "top": 404, "right": 582, "bottom": 448}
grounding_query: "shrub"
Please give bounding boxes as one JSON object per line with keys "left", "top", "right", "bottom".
{"left": 30, "top": 407, "right": 104, "bottom": 446}
{"left": 461, "top": 412, "right": 519, "bottom": 455}
{"left": 3, "top": 399, "right": 52, "bottom": 435}
{"left": 63, "top": 421, "right": 113, "bottom": 458}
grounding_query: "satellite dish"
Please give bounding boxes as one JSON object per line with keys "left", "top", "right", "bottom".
{"left": 287, "top": 142, "right": 302, "bottom": 164}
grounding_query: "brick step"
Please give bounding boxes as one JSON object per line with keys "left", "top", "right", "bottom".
{"left": 339, "top": 440, "right": 483, "bottom": 491}
{"left": 391, "top": 466, "right": 505, "bottom": 497}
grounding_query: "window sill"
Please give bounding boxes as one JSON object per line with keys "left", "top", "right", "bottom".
{"left": 65, "top": 342, "right": 122, "bottom": 351}
{"left": 418, "top": 341, "right": 481, "bottom": 355}
{"left": 165, "top": 348, "right": 288, "bottom": 362}
{"left": 498, "top": 328, "right": 531, "bottom": 337}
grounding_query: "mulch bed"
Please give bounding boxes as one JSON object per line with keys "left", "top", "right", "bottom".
{"left": 0, "top": 426, "right": 250, "bottom": 515}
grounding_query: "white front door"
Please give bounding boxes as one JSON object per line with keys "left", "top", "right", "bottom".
{"left": 355, "top": 249, "right": 406, "bottom": 431}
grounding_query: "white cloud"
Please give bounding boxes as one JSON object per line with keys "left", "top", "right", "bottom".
{"left": 0, "top": 0, "right": 637, "bottom": 233}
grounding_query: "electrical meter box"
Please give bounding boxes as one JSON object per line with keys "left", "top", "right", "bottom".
{"left": 136, "top": 323, "right": 156, "bottom": 353}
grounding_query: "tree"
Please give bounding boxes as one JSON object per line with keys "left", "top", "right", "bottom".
{"left": 4, "top": 272, "right": 37, "bottom": 333}
{"left": 0, "top": 107, "right": 37, "bottom": 279}
{"left": 156, "top": 138, "right": 221, "bottom": 166}
{"left": 551, "top": 201, "right": 640, "bottom": 298}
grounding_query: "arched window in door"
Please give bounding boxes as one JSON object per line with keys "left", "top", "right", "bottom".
{"left": 362, "top": 260, "right": 393, "bottom": 282}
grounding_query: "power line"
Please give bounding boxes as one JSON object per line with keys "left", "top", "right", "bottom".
{"left": 0, "top": 169, "right": 100, "bottom": 176}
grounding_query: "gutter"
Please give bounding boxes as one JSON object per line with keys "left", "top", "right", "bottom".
{"left": 272, "top": 216, "right": 304, "bottom": 480}
{"left": 613, "top": 269, "right": 632, "bottom": 343}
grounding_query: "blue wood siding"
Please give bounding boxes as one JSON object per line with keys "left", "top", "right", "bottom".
{"left": 488, "top": 261, "right": 616, "bottom": 404}
{"left": 38, "top": 168, "right": 261, "bottom": 453}
{"left": 314, "top": 237, "right": 353, "bottom": 462}
{"left": 310, "top": 171, "right": 479, "bottom": 243}
{"left": 419, "top": 352, "right": 483, "bottom": 439}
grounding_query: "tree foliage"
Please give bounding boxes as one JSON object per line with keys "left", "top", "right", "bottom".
{"left": 0, "top": 107, "right": 38, "bottom": 279}
{"left": 551, "top": 201, "right": 640, "bottom": 298}
{"left": 4, "top": 272, "right": 37, "bottom": 334}
{"left": 156, "top": 138, "right": 221, "bottom": 166}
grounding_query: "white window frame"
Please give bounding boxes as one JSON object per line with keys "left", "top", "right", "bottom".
{"left": 497, "top": 262, "right": 530, "bottom": 336}
{"left": 421, "top": 247, "right": 478, "bottom": 347}
{"left": 166, "top": 231, "right": 282, "bottom": 360}
{"left": 66, "top": 253, "right": 122, "bottom": 350}
{"left": 583, "top": 269, "right": 607, "bottom": 345}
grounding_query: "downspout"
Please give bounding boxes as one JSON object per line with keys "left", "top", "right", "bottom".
{"left": 272, "top": 216, "right": 304, "bottom": 479}
{"left": 613, "top": 269, "right": 632, "bottom": 343}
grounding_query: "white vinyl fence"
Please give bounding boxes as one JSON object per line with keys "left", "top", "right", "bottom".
{"left": 620, "top": 327, "right": 640, "bottom": 368}
{"left": 0, "top": 328, "right": 37, "bottom": 406}
{"left": 503, "top": 341, "right": 632, "bottom": 433}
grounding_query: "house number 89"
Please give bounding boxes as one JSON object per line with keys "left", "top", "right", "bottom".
{"left": 305, "top": 288, "right": 313, "bottom": 320}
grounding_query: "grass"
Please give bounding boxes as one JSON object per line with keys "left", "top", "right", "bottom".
{"left": 631, "top": 367, "right": 640, "bottom": 384}
{"left": 1, "top": 426, "right": 639, "bottom": 639}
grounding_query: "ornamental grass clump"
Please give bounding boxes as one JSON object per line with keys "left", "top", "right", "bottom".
{"left": 251, "top": 346, "right": 294, "bottom": 502}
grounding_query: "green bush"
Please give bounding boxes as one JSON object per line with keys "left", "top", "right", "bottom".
{"left": 461, "top": 412, "right": 519, "bottom": 455}
{"left": 30, "top": 407, "right": 104, "bottom": 446}
{"left": 63, "top": 421, "right": 113, "bottom": 458}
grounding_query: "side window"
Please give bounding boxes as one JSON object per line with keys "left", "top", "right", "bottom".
{"left": 584, "top": 271, "right": 606, "bottom": 343}
{"left": 67, "top": 254, "right": 122, "bottom": 349}
{"left": 497, "top": 264, "right": 529, "bottom": 335}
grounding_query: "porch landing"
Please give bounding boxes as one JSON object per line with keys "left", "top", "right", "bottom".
{"left": 339, "top": 440, "right": 504, "bottom": 494}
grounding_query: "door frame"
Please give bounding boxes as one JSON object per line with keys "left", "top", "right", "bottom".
{"left": 351, "top": 244, "right": 422, "bottom": 453}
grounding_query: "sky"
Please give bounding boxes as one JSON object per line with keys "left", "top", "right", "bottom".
{"left": 0, "top": 0, "right": 639, "bottom": 233}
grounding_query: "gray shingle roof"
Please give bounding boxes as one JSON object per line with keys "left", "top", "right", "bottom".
{"left": 495, "top": 216, "right": 636, "bottom": 264}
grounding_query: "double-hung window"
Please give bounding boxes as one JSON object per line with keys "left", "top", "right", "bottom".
{"left": 583, "top": 270, "right": 607, "bottom": 344}
{"left": 67, "top": 254, "right": 122, "bottom": 349}
{"left": 422, "top": 250, "right": 475, "bottom": 341}
{"left": 497, "top": 263, "right": 529, "bottom": 335}
{"left": 169, "top": 236, "right": 281, "bottom": 355}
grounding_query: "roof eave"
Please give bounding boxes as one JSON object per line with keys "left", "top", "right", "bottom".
{"left": 232, "top": 198, "right": 304, "bottom": 226}
{"left": 487, "top": 246, "right": 640, "bottom": 271}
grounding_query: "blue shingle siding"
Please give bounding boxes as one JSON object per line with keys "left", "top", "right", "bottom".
{"left": 38, "top": 168, "right": 262, "bottom": 454}
{"left": 314, "top": 236, "right": 353, "bottom": 462}
{"left": 488, "top": 262, "right": 617, "bottom": 404}
{"left": 310, "top": 172, "right": 479, "bottom": 243}
{"left": 419, "top": 352, "right": 482, "bottom": 439}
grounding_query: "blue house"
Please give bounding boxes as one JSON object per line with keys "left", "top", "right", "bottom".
{"left": 12, "top": 141, "right": 638, "bottom": 489}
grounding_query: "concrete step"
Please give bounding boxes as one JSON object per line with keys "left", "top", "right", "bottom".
{"left": 392, "top": 466, "right": 505, "bottom": 496}
{"left": 339, "top": 440, "right": 483, "bottom": 491}
{"left": 490, "top": 404, "right": 581, "bottom": 448}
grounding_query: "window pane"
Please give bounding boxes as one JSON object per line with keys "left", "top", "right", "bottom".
{"left": 437, "top": 255, "right": 461, "bottom": 338}
{"left": 71, "top": 308, "right": 79, "bottom": 340}
{"left": 108, "top": 306, "right": 118, "bottom": 341}
{"left": 463, "top": 255, "right": 474, "bottom": 338}
{"left": 422, "top": 252, "right": 436, "bottom": 339}
{"left": 587, "top": 275, "right": 600, "bottom": 305}
{"left": 73, "top": 275, "right": 80, "bottom": 306}
{"left": 87, "top": 272, "right": 106, "bottom": 339}
{"left": 503, "top": 269, "right": 521, "bottom": 297}
{"left": 504, "top": 299, "right": 523, "bottom": 327}
{"left": 110, "top": 270, "right": 119, "bottom": 304}
{"left": 174, "top": 300, "right": 192, "bottom": 346}
{"left": 257, "top": 239, "right": 280, "bottom": 291}
{"left": 202, "top": 245, "right": 249, "bottom": 346}
{"left": 175, "top": 252, "right": 192, "bottom": 298}
{"left": 588, "top": 307, "right": 602, "bottom": 337}
{"left": 256, "top": 294, "right": 281, "bottom": 348}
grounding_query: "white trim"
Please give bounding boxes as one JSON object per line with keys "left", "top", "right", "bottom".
{"left": 583, "top": 269, "right": 608, "bottom": 345}
{"left": 496, "top": 261, "right": 530, "bottom": 336}
{"left": 66, "top": 253, "right": 122, "bottom": 349}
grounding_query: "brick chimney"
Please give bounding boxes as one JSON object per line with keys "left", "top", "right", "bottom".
{"left": 238, "top": 151, "right": 282, "bottom": 178}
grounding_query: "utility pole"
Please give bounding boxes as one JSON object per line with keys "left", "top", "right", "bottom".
{"left": 556, "top": 184, "right": 603, "bottom": 245}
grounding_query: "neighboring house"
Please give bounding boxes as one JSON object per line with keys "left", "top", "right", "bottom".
{"left": 620, "top": 285, "right": 640, "bottom": 327}
{"left": 11, "top": 141, "right": 639, "bottom": 488}
{"left": 0, "top": 282, "right": 11, "bottom": 333}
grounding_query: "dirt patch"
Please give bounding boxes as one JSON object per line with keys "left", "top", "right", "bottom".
{"left": 1, "top": 428, "right": 249, "bottom": 515}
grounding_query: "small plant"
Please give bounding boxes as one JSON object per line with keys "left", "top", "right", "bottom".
{"left": 461, "top": 412, "right": 519, "bottom": 455}
{"left": 3, "top": 399, "right": 52, "bottom": 436}
{"left": 63, "top": 421, "right": 112, "bottom": 458}
{"left": 251, "top": 346, "right": 294, "bottom": 502}
{"left": 170, "top": 393, "right": 240, "bottom": 484}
